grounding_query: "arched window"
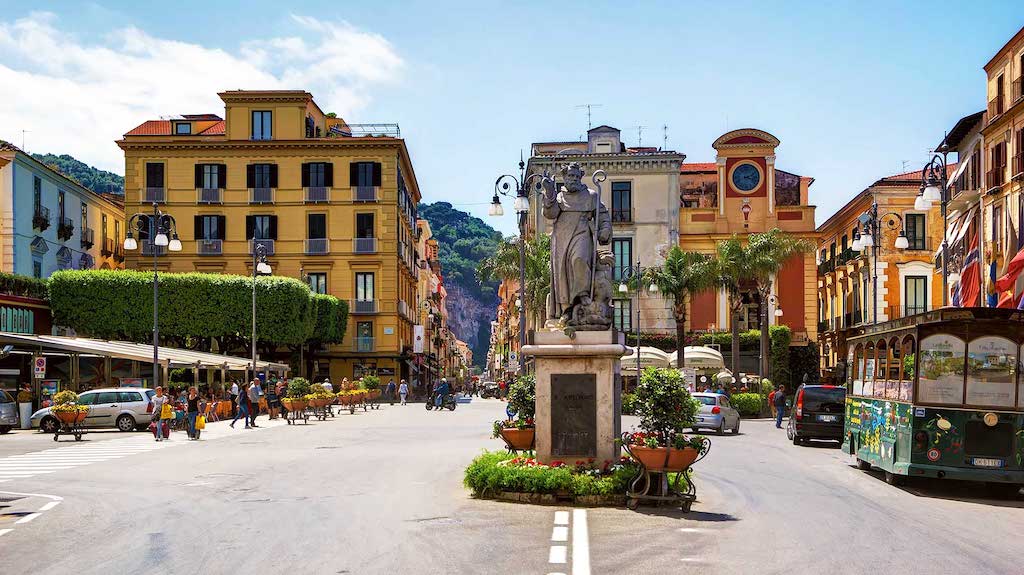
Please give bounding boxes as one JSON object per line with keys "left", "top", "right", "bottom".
{"left": 864, "top": 341, "right": 876, "bottom": 397}
{"left": 900, "top": 336, "right": 916, "bottom": 401}
{"left": 874, "top": 339, "right": 888, "bottom": 398}
{"left": 853, "top": 343, "right": 864, "bottom": 395}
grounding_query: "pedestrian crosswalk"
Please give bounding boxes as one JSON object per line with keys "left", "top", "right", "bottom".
{"left": 0, "top": 436, "right": 182, "bottom": 482}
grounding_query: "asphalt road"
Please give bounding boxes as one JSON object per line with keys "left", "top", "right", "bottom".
{"left": 0, "top": 401, "right": 1021, "bottom": 575}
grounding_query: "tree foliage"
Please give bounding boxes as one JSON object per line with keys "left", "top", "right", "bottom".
{"left": 633, "top": 367, "right": 700, "bottom": 436}
{"left": 638, "top": 246, "right": 717, "bottom": 363}
{"left": 418, "top": 202, "right": 503, "bottom": 301}
{"left": 0, "top": 272, "right": 48, "bottom": 299}
{"left": 31, "top": 153, "right": 124, "bottom": 195}
{"left": 311, "top": 293, "right": 349, "bottom": 345}
{"left": 478, "top": 234, "right": 551, "bottom": 321}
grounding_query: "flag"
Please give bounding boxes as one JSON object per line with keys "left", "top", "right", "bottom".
{"left": 987, "top": 260, "right": 999, "bottom": 307}
{"left": 958, "top": 233, "right": 980, "bottom": 307}
{"left": 995, "top": 248, "right": 1024, "bottom": 292}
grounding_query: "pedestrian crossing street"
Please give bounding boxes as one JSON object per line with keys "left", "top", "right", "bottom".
{"left": 0, "top": 436, "right": 182, "bottom": 483}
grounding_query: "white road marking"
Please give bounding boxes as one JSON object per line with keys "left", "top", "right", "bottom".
{"left": 549, "top": 545, "right": 567, "bottom": 564}
{"left": 0, "top": 528, "right": 12, "bottom": 536}
{"left": 15, "top": 513, "right": 40, "bottom": 524}
{"left": 572, "top": 509, "right": 591, "bottom": 575}
{"left": 554, "top": 511, "right": 569, "bottom": 525}
{"left": 551, "top": 525, "right": 569, "bottom": 542}
{"left": 0, "top": 437, "right": 180, "bottom": 480}
{"left": 677, "top": 527, "right": 708, "bottom": 533}
{"left": 39, "top": 501, "right": 60, "bottom": 511}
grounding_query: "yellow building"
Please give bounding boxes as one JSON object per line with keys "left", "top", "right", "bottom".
{"left": 816, "top": 168, "right": 947, "bottom": 378}
{"left": 117, "top": 90, "right": 421, "bottom": 382}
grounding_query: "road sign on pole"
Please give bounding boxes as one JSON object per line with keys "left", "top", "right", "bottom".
{"left": 33, "top": 356, "right": 46, "bottom": 379}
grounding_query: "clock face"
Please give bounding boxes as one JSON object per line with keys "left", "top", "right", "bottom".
{"left": 732, "top": 163, "right": 761, "bottom": 192}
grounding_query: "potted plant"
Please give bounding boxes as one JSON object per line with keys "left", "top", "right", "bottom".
{"left": 493, "top": 375, "right": 536, "bottom": 450}
{"left": 362, "top": 375, "right": 381, "bottom": 401}
{"left": 283, "top": 378, "right": 311, "bottom": 411}
{"left": 50, "top": 390, "right": 89, "bottom": 426}
{"left": 626, "top": 367, "right": 703, "bottom": 471}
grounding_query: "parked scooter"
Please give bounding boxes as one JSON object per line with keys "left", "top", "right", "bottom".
{"left": 480, "top": 382, "right": 500, "bottom": 399}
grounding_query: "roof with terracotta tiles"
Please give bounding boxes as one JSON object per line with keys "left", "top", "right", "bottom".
{"left": 124, "top": 116, "right": 225, "bottom": 136}
{"left": 197, "top": 121, "right": 225, "bottom": 135}
{"left": 0, "top": 139, "right": 22, "bottom": 153}
{"left": 680, "top": 162, "right": 717, "bottom": 173}
{"left": 874, "top": 162, "right": 958, "bottom": 185}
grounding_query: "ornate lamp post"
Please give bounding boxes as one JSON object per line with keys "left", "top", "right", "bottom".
{"left": 850, "top": 201, "right": 909, "bottom": 323}
{"left": 489, "top": 157, "right": 545, "bottom": 374}
{"left": 618, "top": 261, "right": 658, "bottom": 382}
{"left": 758, "top": 294, "right": 784, "bottom": 379}
{"left": 250, "top": 242, "right": 272, "bottom": 383}
{"left": 123, "top": 203, "right": 182, "bottom": 388}
{"left": 913, "top": 148, "right": 952, "bottom": 306}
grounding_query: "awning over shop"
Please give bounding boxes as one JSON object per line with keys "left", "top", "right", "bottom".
{"left": 668, "top": 346, "right": 725, "bottom": 369}
{"left": 620, "top": 346, "right": 671, "bottom": 374}
{"left": 0, "top": 332, "right": 289, "bottom": 373}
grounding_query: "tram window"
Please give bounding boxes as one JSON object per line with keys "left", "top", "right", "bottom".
{"left": 853, "top": 344, "right": 865, "bottom": 396}
{"left": 900, "top": 337, "right": 915, "bottom": 402}
{"left": 846, "top": 348, "right": 855, "bottom": 391}
{"left": 966, "top": 336, "right": 1016, "bottom": 408}
{"left": 918, "top": 334, "right": 965, "bottom": 405}
{"left": 863, "top": 343, "right": 875, "bottom": 397}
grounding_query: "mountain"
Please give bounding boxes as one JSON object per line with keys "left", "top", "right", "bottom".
{"left": 32, "top": 153, "right": 124, "bottom": 195}
{"left": 417, "top": 202, "right": 502, "bottom": 369}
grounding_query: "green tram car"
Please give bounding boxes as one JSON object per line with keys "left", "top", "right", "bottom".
{"left": 841, "top": 308, "right": 1024, "bottom": 494}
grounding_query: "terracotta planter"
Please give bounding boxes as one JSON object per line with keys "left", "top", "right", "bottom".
{"left": 282, "top": 398, "right": 308, "bottom": 411}
{"left": 54, "top": 409, "right": 88, "bottom": 425}
{"left": 629, "top": 446, "right": 699, "bottom": 471}
{"left": 500, "top": 428, "right": 535, "bottom": 450}
{"left": 367, "top": 390, "right": 381, "bottom": 400}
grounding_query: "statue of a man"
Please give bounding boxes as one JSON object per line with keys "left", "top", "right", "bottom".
{"left": 541, "top": 162, "right": 612, "bottom": 328}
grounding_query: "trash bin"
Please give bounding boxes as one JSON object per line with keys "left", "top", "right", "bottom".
{"left": 19, "top": 402, "right": 32, "bottom": 429}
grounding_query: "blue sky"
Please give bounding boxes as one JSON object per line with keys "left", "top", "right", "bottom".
{"left": 2, "top": 1, "right": 1021, "bottom": 235}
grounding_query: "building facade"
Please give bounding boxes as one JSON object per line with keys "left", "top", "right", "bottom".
{"left": 816, "top": 169, "right": 947, "bottom": 377}
{"left": 0, "top": 141, "right": 125, "bottom": 278}
{"left": 678, "top": 129, "right": 818, "bottom": 347}
{"left": 525, "top": 125, "right": 686, "bottom": 336}
{"left": 117, "top": 90, "right": 421, "bottom": 383}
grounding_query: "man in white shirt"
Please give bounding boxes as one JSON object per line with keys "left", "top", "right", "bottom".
{"left": 229, "top": 381, "right": 240, "bottom": 418}
{"left": 322, "top": 379, "right": 334, "bottom": 393}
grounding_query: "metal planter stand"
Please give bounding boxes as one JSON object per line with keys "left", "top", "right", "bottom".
{"left": 621, "top": 433, "right": 711, "bottom": 512}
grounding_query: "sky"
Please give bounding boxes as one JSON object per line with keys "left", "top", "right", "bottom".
{"left": 1, "top": 1, "right": 1020, "bottom": 236}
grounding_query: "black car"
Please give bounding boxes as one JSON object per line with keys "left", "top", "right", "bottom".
{"left": 787, "top": 384, "right": 846, "bottom": 445}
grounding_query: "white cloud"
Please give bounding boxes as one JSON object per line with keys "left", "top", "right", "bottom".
{"left": 0, "top": 11, "right": 404, "bottom": 173}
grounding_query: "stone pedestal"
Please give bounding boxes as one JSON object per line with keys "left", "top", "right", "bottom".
{"left": 522, "top": 330, "right": 626, "bottom": 465}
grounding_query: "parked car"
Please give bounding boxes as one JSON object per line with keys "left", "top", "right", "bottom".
{"left": 692, "top": 392, "right": 741, "bottom": 435}
{"left": 787, "top": 384, "right": 846, "bottom": 445}
{"left": 0, "top": 390, "right": 17, "bottom": 434}
{"left": 31, "top": 388, "right": 156, "bottom": 433}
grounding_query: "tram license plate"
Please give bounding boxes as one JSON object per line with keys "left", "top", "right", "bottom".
{"left": 817, "top": 415, "right": 838, "bottom": 422}
{"left": 972, "top": 458, "right": 1004, "bottom": 468}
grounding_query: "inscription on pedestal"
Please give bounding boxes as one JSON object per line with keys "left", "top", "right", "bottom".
{"left": 551, "top": 373, "right": 597, "bottom": 458}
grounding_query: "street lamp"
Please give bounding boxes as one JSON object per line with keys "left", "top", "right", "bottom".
{"left": 123, "top": 203, "right": 181, "bottom": 388}
{"left": 855, "top": 201, "right": 909, "bottom": 324}
{"left": 489, "top": 156, "right": 545, "bottom": 374}
{"left": 913, "top": 149, "right": 952, "bottom": 306}
{"left": 619, "top": 261, "right": 658, "bottom": 376}
{"left": 250, "top": 241, "right": 272, "bottom": 383}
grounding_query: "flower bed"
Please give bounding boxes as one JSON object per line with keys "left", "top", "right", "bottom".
{"left": 464, "top": 451, "right": 647, "bottom": 505}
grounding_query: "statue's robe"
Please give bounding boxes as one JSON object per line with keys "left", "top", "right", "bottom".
{"left": 543, "top": 186, "right": 611, "bottom": 320}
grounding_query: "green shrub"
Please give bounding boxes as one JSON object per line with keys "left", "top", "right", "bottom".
{"left": 286, "top": 377, "right": 311, "bottom": 399}
{"left": 0, "top": 272, "right": 48, "bottom": 299}
{"left": 731, "top": 393, "right": 762, "bottom": 417}
{"left": 507, "top": 374, "right": 536, "bottom": 421}
{"left": 463, "top": 451, "right": 640, "bottom": 497}
{"left": 634, "top": 367, "right": 699, "bottom": 436}
{"left": 361, "top": 375, "right": 381, "bottom": 390}
{"left": 621, "top": 392, "right": 637, "bottom": 415}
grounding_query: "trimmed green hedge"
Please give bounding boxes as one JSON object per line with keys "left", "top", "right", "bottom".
{"left": 0, "top": 272, "right": 48, "bottom": 299}
{"left": 312, "top": 293, "right": 349, "bottom": 344}
{"left": 731, "top": 393, "right": 763, "bottom": 417}
{"left": 464, "top": 451, "right": 640, "bottom": 497}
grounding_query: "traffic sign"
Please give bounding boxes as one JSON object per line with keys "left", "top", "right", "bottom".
{"left": 33, "top": 356, "right": 46, "bottom": 379}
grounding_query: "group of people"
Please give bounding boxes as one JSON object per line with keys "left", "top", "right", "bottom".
{"left": 150, "top": 385, "right": 204, "bottom": 441}
{"left": 228, "top": 379, "right": 266, "bottom": 430}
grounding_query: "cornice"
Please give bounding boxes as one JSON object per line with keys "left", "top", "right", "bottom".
{"left": 116, "top": 138, "right": 404, "bottom": 152}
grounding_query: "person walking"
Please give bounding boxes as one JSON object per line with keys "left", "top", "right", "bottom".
{"left": 768, "top": 387, "right": 778, "bottom": 420}
{"left": 230, "top": 382, "right": 250, "bottom": 429}
{"left": 265, "top": 380, "right": 280, "bottom": 420}
{"left": 185, "top": 387, "right": 201, "bottom": 440}
{"left": 229, "top": 380, "right": 239, "bottom": 418}
{"left": 151, "top": 386, "right": 169, "bottom": 442}
{"left": 248, "top": 379, "right": 262, "bottom": 428}
{"left": 386, "top": 379, "right": 396, "bottom": 404}
{"left": 322, "top": 378, "right": 334, "bottom": 393}
{"left": 398, "top": 379, "right": 409, "bottom": 405}
{"left": 773, "top": 385, "right": 787, "bottom": 429}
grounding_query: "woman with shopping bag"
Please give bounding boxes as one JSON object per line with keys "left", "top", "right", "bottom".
{"left": 185, "top": 387, "right": 202, "bottom": 440}
{"left": 150, "top": 386, "right": 171, "bottom": 442}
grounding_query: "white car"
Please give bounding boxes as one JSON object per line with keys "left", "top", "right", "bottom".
{"left": 692, "top": 392, "right": 741, "bottom": 435}
{"left": 31, "top": 388, "right": 157, "bottom": 433}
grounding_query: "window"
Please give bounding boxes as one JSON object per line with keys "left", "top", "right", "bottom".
{"left": 308, "top": 273, "right": 327, "bottom": 294}
{"left": 249, "top": 164, "right": 274, "bottom": 189}
{"left": 174, "top": 122, "right": 191, "bottom": 135}
{"left": 351, "top": 162, "right": 381, "bottom": 187}
{"left": 251, "top": 111, "right": 272, "bottom": 140}
{"left": 991, "top": 203, "right": 1004, "bottom": 254}
{"left": 612, "top": 299, "right": 632, "bottom": 331}
{"left": 195, "top": 164, "right": 225, "bottom": 189}
{"left": 917, "top": 334, "right": 965, "bottom": 405}
{"left": 118, "top": 392, "right": 143, "bottom": 403}
{"left": 303, "top": 162, "right": 333, "bottom": 188}
{"left": 195, "top": 215, "right": 224, "bottom": 241}
{"left": 58, "top": 190, "right": 65, "bottom": 221}
{"left": 76, "top": 393, "right": 97, "bottom": 406}
{"left": 612, "top": 238, "right": 632, "bottom": 281}
{"left": 904, "top": 276, "right": 927, "bottom": 316}
{"left": 115, "top": 220, "right": 120, "bottom": 244}
{"left": 356, "top": 213, "right": 375, "bottom": 238}
{"left": 102, "top": 214, "right": 108, "bottom": 242}
{"left": 81, "top": 204, "right": 87, "bottom": 229}
{"left": 904, "top": 213, "right": 926, "bottom": 250}
{"left": 356, "top": 321, "right": 373, "bottom": 351}
{"left": 841, "top": 234, "right": 848, "bottom": 252}
{"left": 966, "top": 336, "right": 1016, "bottom": 408}
{"left": 307, "top": 213, "right": 327, "bottom": 239}
{"left": 32, "top": 261, "right": 41, "bottom": 279}
{"left": 356, "top": 272, "right": 375, "bottom": 301}
{"left": 145, "top": 163, "right": 164, "bottom": 189}
{"left": 33, "top": 176, "right": 41, "bottom": 209}
{"left": 250, "top": 215, "right": 273, "bottom": 240}
{"left": 830, "top": 242, "right": 836, "bottom": 261}
{"left": 611, "top": 182, "right": 632, "bottom": 222}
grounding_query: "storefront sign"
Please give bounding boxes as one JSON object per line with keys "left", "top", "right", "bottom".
{"left": 33, "top": 356, "right": 46, "bottom": 379}
{"left": 378, "top": 367, "right": 395, "bottom": 376}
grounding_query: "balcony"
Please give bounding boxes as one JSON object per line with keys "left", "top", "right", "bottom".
{"left": 249, "top": 239, "right": 275, "bottom": 256}
{"left": 987, "top": 167, "right": 1006, "bottom": 191}
{"left": 354, "top": 237, "right": 377, "bottom": 254}
{"left": 198, "top": 239, "right": 223, "bottom": 256}
{"left": 78, "top": 254, "right": 94, "bottom": 270}
{"left": 887, "top": 304, "right": 929, "bottom": 320}
{"left": 304, "top": 186, "right": 330, "bottom": 203}
{"left": 351, "top": 299, "right": 378, "bottom": 314}
{"left": 355, "top": 337, "right": 375, "bottom": 352}
{"left": 249, "top": 187, "right": 274, "bottom": 204}
{"left": 611, "top": 208, "right": 632, "bottom": 223}
{"left": 144, "top": 187, "right": 166, "bottom": 203}
{"left": 101, "top": 237, "right": 114, "bottom": 256}
{"left": 57, "top": 217, "right": 74, "bottom": 241}
{"left": 835, "top": 247, "right": 856, "bottom": 265}
{"left": 1014, "top": 153, "right": 1024, "bottom": 181}
{"left": 305, "top": 238, "right": 329, "bottom": 255}
{"left": 32, "top": 205, "right": 50, "bottom": 231}
{"left": 354, "top": 185, "right": 378, "bottom": 202}
{"left": 988, "top": 94, "right": 1005, "bottom": 122}
{"left": 198, "top": 188, "right": 222, "bottom": 204}
{"left": 817, "top": 259, "right": 835, "bottom": 275}
{"left": 853, "top": 309, "right": 863, "bottom": 326}
{"left": 80, "top": 227, "right": 94, "bottom": 249}
{"left": 141, "top": 242, "right": 166, "bottom": 256}
{"left": 842, "top": 313, "right": 852, "bottom": 329}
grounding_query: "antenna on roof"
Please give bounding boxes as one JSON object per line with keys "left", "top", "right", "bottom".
{"left": 575, "top": 104, "right": 602, "bottom": 130}
{"left": 635, "top": 125, "right": 645, "bottom": 148}
{"left": 901, "top": 160, "right": 910, "bottom": 173}
{"left": 20, "top": 129, "right": 29, "bottom": 151}
{"left": 662, "top": 125, "right": 668, "bottom": 151}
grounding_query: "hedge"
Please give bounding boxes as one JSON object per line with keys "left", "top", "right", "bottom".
{"left": 47, "top": 270, "right": 345, "bottom": 347}
{"left": 464, "top": 451, "right": 641, "bottom": 497}
{"left": 311, "top": 293, "right": 349, "bottom": 344}
{"left": 0, "top": 272, "right": 48, "bottom": 299}
{"left": 731, "top": 393, "right": 762, "bottom": 417}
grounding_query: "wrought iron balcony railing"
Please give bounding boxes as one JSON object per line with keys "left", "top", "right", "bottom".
{"left": 144, "top": 187, "right": 166, "bottom": 203}
{"left": 351, "top": 299, "right": 378, "bottom": 314}
{"left": 249, "top": 239, "right": 275, "bottom": 256}
{"left": 354, "top": 185, "right": 378, "bottom": 202}
{"left": 198, "top": 188, "right": 222, "bottom": 204}
{"left": 304, "top": 186, "right": 330, "bottom": 203}
{"left": 305, "top": 238, "right": 329, "bottom": 255}
{"left": 354, "top": 237, "right": 377, "bottom": 253}
{"left": 80, "top": 227, "right": 94, "bottom": 249}
{"left": 249, "top": 187, "right": 274, "bottom": 204}
{"left": 355, "top": 337, "right": 375, "bottom": 352}
{"left": 33, "top": 205, "right": 50, "bottom": 231}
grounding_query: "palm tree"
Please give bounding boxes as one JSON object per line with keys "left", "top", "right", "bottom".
{"left": 714, "top": 237, "right": 747, "bottom": 377}
{"left": 638, "top": 246, "right": 717, "bottom": 367}
{"left": 478, "top": 234, "right": 551, "bottom": 330}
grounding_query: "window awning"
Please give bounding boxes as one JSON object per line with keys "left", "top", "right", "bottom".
{"left": 947, "top": 149, "right": 972, "bottom": 189}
